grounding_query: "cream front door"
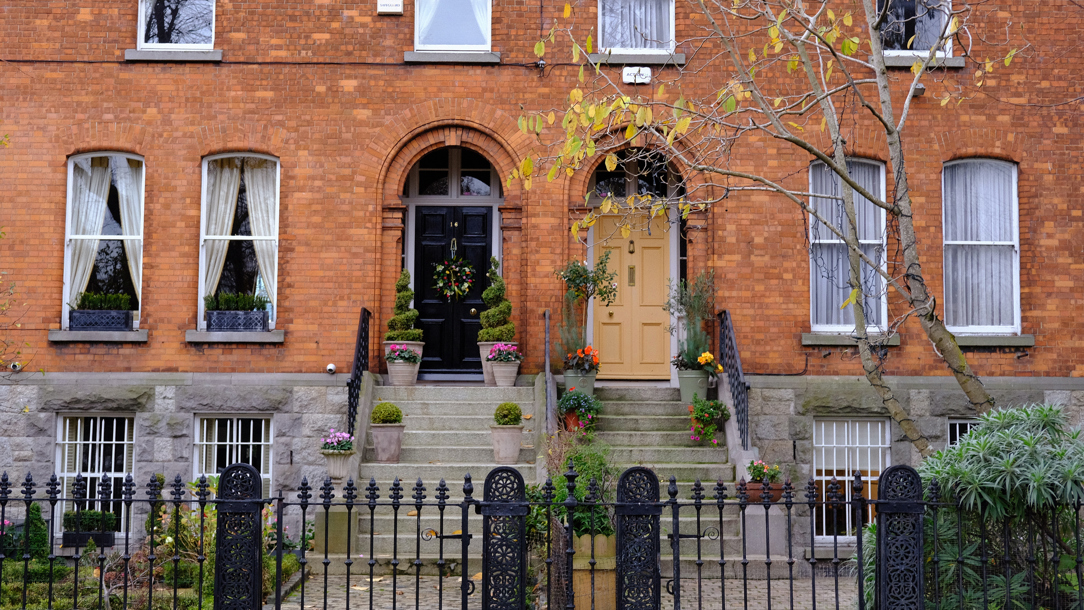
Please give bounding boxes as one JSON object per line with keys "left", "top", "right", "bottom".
{"left": 594, "top": 215, "right": 671, "bottom": 379}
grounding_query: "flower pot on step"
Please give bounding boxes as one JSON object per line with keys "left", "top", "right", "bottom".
{"left": 370, "top": 424, "right": 405, "bottom": 464}
{"left": 564, "top": 411, "right": 581, "bottom": 432}
{"left": 490, "top": 425, "right": 524, "bottom": 465}
{"left": 677, "top": 369, "right": 709, "bottom": 404}
{"left": 564, "top": 370, "right": 597, "bottom": 396}
{"left": 320, "top": 449, "right": 355, "bottom": 481}
{"left": 478, "top": 341, "right": 518, "bottom": 386}
{"left": 746, "top": 482, "right": 785, "bottom": 503}
{"left": 383, "top": 340, "right": 425, "bottom": 359}
{"left": 387, "top": 361, "right": 420, "bottom": 386}
{"left": 490, "top": 361, "right": 521, "bottom": 387}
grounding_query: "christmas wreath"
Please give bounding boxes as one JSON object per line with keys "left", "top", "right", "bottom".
{"left": 433, "top": 258, "right": 475, "bottom": 301}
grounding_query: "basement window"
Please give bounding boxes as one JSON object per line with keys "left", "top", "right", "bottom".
{"left": 194, "top": 416, "right": 273, "bottom": 496}
{"left": 55, "top": 415, "right": 135, "bottom": 531}
{"left": 812, "top": 418, "right": 891, "bottom": 540}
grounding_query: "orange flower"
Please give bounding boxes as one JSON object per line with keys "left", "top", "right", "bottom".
{"left": 592, "top": 356, "right": 599, "bottom": 364}
{"left": 585, "top": 345, "right": 593, "bottom": 351}
{"left": 577, "top": 349, "right": 584, "bottom": 357}
{"left": 567, "top": 353, "right": 572, "bottom": 359}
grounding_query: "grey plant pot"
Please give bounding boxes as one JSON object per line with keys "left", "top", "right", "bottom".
{"left": 370, "top": 424, "right": 405, "bottom": 464}
{"left": 563, "top": 370, "right": 597, "bottom": 396}
{"left": 490, "top": 425, "right": 524, "bottom": 465}
{"left": 677, "top": 369, "right": 709, "bottom": 404}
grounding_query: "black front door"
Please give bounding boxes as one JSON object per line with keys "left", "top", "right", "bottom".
{"left": 414, "top": 206, "right": 492, "bottom": 373}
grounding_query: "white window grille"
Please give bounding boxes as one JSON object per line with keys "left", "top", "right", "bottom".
{"left": 194, "top": 416, "right": 273, "bottom": 496}
{"left": 942, "top": 159, "right": 1020, "bottom": 334}
{"left": 598, "top": 0, "right": 676, "bottom": 53}
{"left": 809, "top": 160, "right": 887, "bottom": 333}
{"left": 812, "top": 418, "right": 891, "bottom": 539}
{"left": 947, "top": 419, "right": 976, "bottom": 446}
{"left": 414, "top": 0, "right": 492, "bottom": 51}
{"left": 138, "top": 0, "right": 216, "bottom": 50}
{"left": 55, "top": 415, "right": 136, "bottom": 528}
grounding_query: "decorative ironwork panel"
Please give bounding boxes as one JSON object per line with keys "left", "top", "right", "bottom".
{"left": 876, "top": 465, "right": 924, "bottom": 610}
{"left": 346, "top": 308, "right": 370, "bottom": 437}
{"left": 69, "top": 310, "right": 133, "bottom": 331}
{"left": 206, "top": 310, "right": 270, "bottom": 332}
{"left": 214, "top": 463, "right": 264, "bottom": 610}
{"left": 718, "top": 310, "right": 750, "bottom": 450}
{"left": 616, "top": 467, "right": 661, "bottom": 610}
{"left": 480, "top": 467, "right": 527, "bottom": 610}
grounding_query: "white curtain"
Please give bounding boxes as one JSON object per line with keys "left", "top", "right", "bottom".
{"left": 69, "top": 157, "right": 112, "bottom": 301}
{"left": 810, "top": 161, "right": 884, "bottom": 328}
{"left": 943, "top": 160, "right": 1015, "bottom": 328}
{"left": 468, "top": 0, "right": 490, "bottom": 45}
{"left": 600, "top": 0, "right": 671, "bottom": 50}
{"left": 418, "top": 0, "right": 489, "bottom": 47}
{"left": 416, "top": 0, "right": 440, "bottom": 45}
{"left": 112, "top": 157, "right": 143, "bottom": 302}
{"left": 203, "top": 157, "right": 242, "bottom": 297}
{"left": 243, "top": 159, "right": 278, "bottom": 306}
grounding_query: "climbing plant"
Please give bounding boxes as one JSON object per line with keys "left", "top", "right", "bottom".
{"left": 384, "top": 269, "right": 424, "bottom": 342}
{"left": 478, "top": 257, "right": 515, "bottom": 342}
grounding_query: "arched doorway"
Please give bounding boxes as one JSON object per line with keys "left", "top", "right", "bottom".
{"left": 402, "top": 146, "right": 503, "bottom": 376}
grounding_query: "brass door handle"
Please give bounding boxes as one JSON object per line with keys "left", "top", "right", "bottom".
{"left": 470, "top": 308, "right": 478, "bottom": 315}
{"left": 608, "top": 311, "right": 614, "bottom": 317}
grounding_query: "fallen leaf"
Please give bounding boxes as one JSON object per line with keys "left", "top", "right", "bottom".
{"left": 473, "top": 572, "right": 484, "bottom": 581}
{"left": 372, "top": 577, "right": 384, "bottom": 582}
{"left": 396, "top": 590, "right": 405, "bottom": 596}
{"left": 453, "top": 529, "right": 462, "bottom": 535}
{"left": 407, "top": 510, "right": 418, "bottom": 516}
{"left": 523, "top": 414, "right": 533, "bottom": 420}
{"left": 351, "top": 586, "right": 369, "bottom": 591}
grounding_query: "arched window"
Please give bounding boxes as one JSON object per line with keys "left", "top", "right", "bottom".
{"left": 63, "top": 153, "right": 145, "bottom": 331}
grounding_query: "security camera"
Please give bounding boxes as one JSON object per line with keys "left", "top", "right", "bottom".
{"left": 9, "top": 362, "right": 22, "bottom": 372}
{"left": 326, "top": 363, "right": 336, "bottom": 375}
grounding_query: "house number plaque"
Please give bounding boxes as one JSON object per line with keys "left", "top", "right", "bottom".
{"left": 377, "top": 0, "right": 403, "bottom": 15}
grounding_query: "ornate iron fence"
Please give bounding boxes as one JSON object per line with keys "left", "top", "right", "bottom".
{"left": 0, "top": 464, "right": 1079, "bottom": 610}
{"left": 718, "top": 310, "right": 750, "bottom": 450}
{"left": 346, "top": 307, "right": 371, "bottom": 438}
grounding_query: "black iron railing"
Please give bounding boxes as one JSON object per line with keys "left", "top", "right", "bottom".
{"left": 0, "top": 464, "right": 1078, "bottom": 610}
{"left": 718, "top": 310, "right": 750, "bottom": 450}
{"left": 346, "top": 307, "right": 371, "bottom": 438}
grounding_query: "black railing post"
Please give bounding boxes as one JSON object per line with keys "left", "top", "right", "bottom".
{"left": 875, "top": 465, "right": 924, "bottom": 610}
{"left": 852, "top": 472, "right": 865, "bottom": 610}
{"left": 461, "top": 474, "right": 475, "bottom": 610}
{"left": 347, "top": 307, "right": 371, "bottom": 438}
{"left": 717, "top": 311, "right": 750, "bottom": 450}
{"left": 564, "top": 461, "right": 579, "bottom": 610}
{"left": 668, "top": 476, "right": 682, "bottom": 610}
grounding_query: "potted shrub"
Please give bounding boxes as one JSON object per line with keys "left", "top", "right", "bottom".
{"left": 555, "top": 252, "right": 617, "bottom": 392}
{"left": 477, "top": 257, "right": 516, "bottom": 386}
{"left": 204, "top": 292, "right": 270, "bottom": 332}
{"left": 746, "top": 459, "right": 784, "bottom": 503}
{"left": 69, "top": 292, "right": 134, "bottom": 331}
{"left": 486, "top": 343, "right": 523, "bottom": 387}
{"left": 61, "top": 510, "right": 118, "bottom": 548}
{"left": 319, "top": 427, "right": 355, "bottom": 481}
{"left": 688, "top": 394, "right": 730, "bottom": 447}
{"left": 385, "top": 344, "right": 422, "bottom": 386}
{"left": 369, "top": 402, "right": 405, "bottom": 464}
{"left": 558, "top": 389, "right": 602, "bottom": 435}
{"left": 490, "top": 402, "right": 524, "bottom": 465}
{"left": 665, "top": 272, "right": 722, "bottom": 403}
{"left": 383, "top": 269, "right": 425, "bottom": 359}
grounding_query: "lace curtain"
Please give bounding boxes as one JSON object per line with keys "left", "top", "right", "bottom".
{"left": 600, "top": 0, "right": 672, "bottom": 50}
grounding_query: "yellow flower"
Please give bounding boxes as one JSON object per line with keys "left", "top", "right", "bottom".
{"left": 698, "top": 352, "right": 714, "bottom": 365}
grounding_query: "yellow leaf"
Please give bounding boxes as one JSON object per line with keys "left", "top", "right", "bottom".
{"left": 586, "top": 139, "right": 596, "bottom": 156}
{"left": 601, "top": 197, "right": 613, "bottom": 214}
{"left": 573, "top": 44, "right": 580, "bottom": 63}
{"left": 657, "top": 84, "right": 665, "bottom": 97}
{"left": 769, "top": 26, "right": 779, "bottom": 39}
{"left": 605, "top": 153, "right": 618, "bottom": 172}
{"left": 773, "top": 97, "right": 783, "bottom": 108}
{"left": 774, "top": 41, "right": 783, "bottom": 53}
{"left": 570, "top": 88, "right": 584, "bottom": 104}
{"left": 676, "top": 116, "right": 691, "bottom": 134}
{"left": 547, "top": 111, "right": 555, "bottom": 125}
{"left": 748, "top": 48, "right": 756, "bottom": 63}
{"left": 820, "top": 117, "right": 826, "bottom": 132}
{"left": 521, "top": 156, "right": 534, "bottom": 176}
{"left": 566, "top": 166, "right": 575, "bottom": 177}
{"left": 940, "top": 96, "right": 950, "bottom": 107}
{"left": 907, "top": 34, "right": 916, "bottom": 49}
{"left": 524, "top": 177, "right": 532, "bottom": 190}
{"left": 407, "top": 510, "right": 418, "bottom": 517}
{"left": 620, "top": 225, "right": 631, "bottom": 239}
{"left": 911, "top": 61, "right": 923, "bottom": 75}
{"left": 547, "top": 165, "right": 560, "bottom": 181}
{"left": 534, "top": 40, "right": 545, "bottom": 58}
{"left": 523, "top": 414, "right": 533, "bottom": 420}
{"left": 578, "top": 64, "right": 584, "bottom": 83}
{"left": 840, "top": 288, "right": 858, "bottom": 310}
{"left": 843, "top": 12, "right": 853, "bottom": 26}
{"left": 1005, "top": 48, "right": 1016, "bottom": 66}
{"left": 827, "top": 9, "right": 835, "bottom": 22}
{"left": 625, "top": 122, "right": 636, "bottom": 140}
{"left": 570, "top": 221, "right": 580, "bottom": 237}
{"left": 586, "top": 34, "right": 593, "bottom": 53}
{"left": 473, "top": 573, "right": 483, "bottom": 581}
{"left": 787, "top": 121, "right": 804, "bottom": 132}
{"left": 563, "top": 2, "right": 571, "bottom": 18}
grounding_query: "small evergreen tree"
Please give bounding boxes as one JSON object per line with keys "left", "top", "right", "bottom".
{"left": 385, "top": 269, "right": 424, "bottom": 342}
{"left": 478, "top": 257, "right": 514, "bottom": 342}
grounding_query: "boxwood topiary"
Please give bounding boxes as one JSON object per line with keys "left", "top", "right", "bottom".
{"left": 371, "top": 402, "right": 403, "bottom": 424}
{"left": 477, "top": 257, "right": 515, "bottom": 342}
{"left": 385, "top": 269, "right": 424, "bottom": 342}
{"left": 494, "top": 402, "right": 522, "bottom": 426}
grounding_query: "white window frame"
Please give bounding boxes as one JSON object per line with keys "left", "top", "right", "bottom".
{"left": 808, "top": 159, "right": 888, "bottom": 334}
{"left": 62, "top": 152, "right": 146, "bottom": 330}
{"left": 197, "top": 153, "right": 281, "bottom": 331}
{"left": 880, "top": 0, "right": 953, "bottom": 58}
{"left": 597, "top": 0, "right": 677, "bottom": 54}
{"left": 812, "top": 418, "right": 891, "bottom": 541}
{"left": 413, "top": 0, "right": 492, "bottom": 52}
{"left": 193, "top": 415, "right": 274, "bottom": 496}
{"left": 947, "top": 418, "right": 976, "bottom": 446}
{"left": 941, "top": 158, "right": 1020, "bottom": 335}
{"left": 137, "top": 0, "right": 216, "bottom": 51}
{"left": 55, "top": 414, "right": 136, "bottom": 533}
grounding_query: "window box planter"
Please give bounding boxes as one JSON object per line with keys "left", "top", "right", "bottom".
{"left": 206, "top": 310, "right": 270, "bottom": 332}
{"left": 69, "top": 310, "right": 133, "bottom": 332}
{"left": 61, "top": 531, "right": 116, "bottom": 548}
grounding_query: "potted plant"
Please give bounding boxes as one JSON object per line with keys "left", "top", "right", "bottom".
{"left": 688, "top": 394, "right": 730, "bottom": 447}
{"left": 204, "top": 292, "right": 270, "bottom": 332}
{"left": 385, "top": 344, "right": 422, "bottom": 386}
{"left": 383, "top": 269, "right": 425, "bottom": 359}
{"left": 558, "top": 389, "right": 602, "bottom": 435}
{"left": 486, "top": 343, "right": 523, "bottom": 387}
{"left": 61, "top": 510, "right": 117, "bottom": 548}
{"left": 369, "top": 402, "right": 405, "bottom": 464}
{"left": 69, "top": 292, "right": 134, "bottom": 331}
{"left": 746, "top": 459, "right": 784, "bottom": 502}
{"left": 664, "top": 272, "right": 721, "bottom": 403}
{"left": 490, "top": 402, "right": 524, "bottom": 465}
{"left": 555, "top": 252, "right": 617, "bottom": 390}
{"left": 477, "top": 257, "right": 516, "bottom": 386}
{"left": 319, "top": 427, "right": 355, "bottom": 481}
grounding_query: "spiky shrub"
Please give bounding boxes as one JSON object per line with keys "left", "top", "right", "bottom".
{"left": 494, "top": 402, "right": 522, "bottom": 426}
{"left": 371, "top": 401, "right": 403, "bottom": 424}
{"left": 478, "top": 257, "right": 515, "bottom": 342}
{"left": 385, "top": 269, "right": 424, "bottom": 342}
{"left": 855, "top": 404, "right": 1084, "bottom": 610}
{"left": 75, "top": 292, "right": 132, "bottom": 311}
{"left": 204, "top": 292, "right": 269, "bottom": 311}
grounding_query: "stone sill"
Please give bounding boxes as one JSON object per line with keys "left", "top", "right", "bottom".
{"left": 185, "top": 330, "right": 285, "bottom": 343}
{"left": 403, "top": 51, "right": 500, "bottom": 64}
{"left": 587, "top": 52, "right": 686, "bottom": 66}
{"left": 802, "top": 333, "right": 900, "bottom": 347}
{"left": 805, "top": 544, "right": 856, "bottom": 560}
{"left": 955, "top": 334, "right": 1034, "bottom": 347}
{"left": 49, "top": 330, "right": 149, "bottom": 343}
{"left": 883, "top": 54, "right": 964, "bottom": 68}
{"left": 125, "top": 49, "right": 223, "bottom": 62}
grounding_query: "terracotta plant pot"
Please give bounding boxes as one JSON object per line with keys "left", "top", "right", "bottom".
{"left": 490, "top": 361, "right": 521, "bottom": 387}
{"left": 746, "top": 482, "right": 785, "bottom": 503}
{"left": 387, "top": 361, "right": 420, "bottom": 386}
{"left": 564, "top": 370, "right": 597, "bottom": 396}
{"left": 490, "top": 425, "right": 524, "bottom": 465}
{"left": 370, "top": 424, "right": 405, "bottom": 464}
{"left": 677, "top": 369, "right": 709, "bottom": 404}
{"left": 320, "top": 449, "right": 355, "bottom": 481}
{"left": 564, "top": 411, "right": 581, "bottom": 432}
